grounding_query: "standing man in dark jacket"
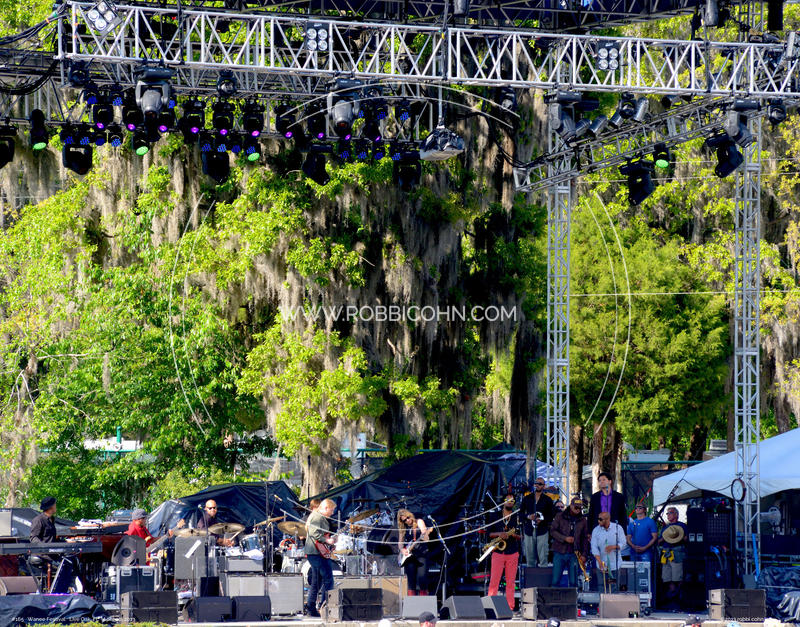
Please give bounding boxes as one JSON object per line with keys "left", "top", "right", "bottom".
{"left": 549, "top": 497, "right": 589, "bottom": 587}
{"left": 588, "top": 472, "right": 628, "bottom": 532}
{"left": 521, "top": 479, "right": 555, "bottom": 567}
{"left": 30, "top": 497, "right": 57, "bottom": 543}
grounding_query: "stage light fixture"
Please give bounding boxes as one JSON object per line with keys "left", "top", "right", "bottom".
{"left": 660, "top": 95, "right": 681, "bottom": 109}
{"left": 82, "top": 82, "right": 100, "bottom": 105}
{"left": 94, "top": 131, "right": 106, "bottom": 147}
{"left": 202, "top": 151, "right": 230, "bottom": 183}
{"left": 93, "top": 99, "right": 114, "bottom": 129}
{"left": 706, "top": 132, "right": 743, "bottom": 177}
{"left": 212, "top": 101, "right": 234, "bottom": 136}
{"left": 84, "top": 0, "right": 121, "bottom": 33}
{"left": 107, "top": 125, "right": 123, "bottom": 147}
{"left": 302, "top": 152, "right": 330, "bottom": 185}
{"left": 60, "top": 125, "right": 76, "bottom": 146}
{"left": 620, "top": 159, "right": 656, "bottom": 205}
{"left": 244, "top": 137, "right": 261, "bottom": 162}
{"left": 389, "top": 141, "right": 402, "bottom": 162}
{"left": 327, "top": 83, "right": 361, "bottom": 140}
{"left": 109, "top": 86, "right": 124, "bottom": 107}
{"left": 362, "top": 119, "right": 382, "bottom": 143}
{"left": 62, "top": 144, "right": 93, "bottom": 175}
{"left": 132, "top": 130, "right": 150, "bottom": 156}
{"left": 122, "top": 97, "right": 143, "bottom": 131}
{"left": 304, "top": 23, "right": 329, "bottom": 52}
{"left": 653, "top": 143, "right": 671, "bottom": 169}
{"left": 497, "top": 86, "right": 517, "bottom": 111}
{"left": 157, "top": 110, "right": 175, "bottom": 133}
{"left": 76, "top": 124, "right": 93, "bottom": 146}
{"left": 241, "top": 101, "right": 264, "bottom": 137}
{"left": 632, "top": 97, "right": 650, "bottom": 122}
{"left": 588, "top": 115, "right": 608, "bottom": 137}
{"left": 275, "top": 104, "right": 297, "bottom": 138}
{"left": 393, "top": 147, "right": 421, "bottom": 192}
{"left": 199, "top": 132, "right": 213, "bottom": 153}
{"left": 336, "top": 139, "right": 352, "bottom": 161}
{"left": 135, "top": 68, "right": 173, "bottom": 120}
{"left": 373, "top": 143, "right": 386, "bottom": 161}
{"left": 179, "top": 98, "right": 205, "bottom": 139}
{"left": 395, "top": 100, "right": 411, "bottom": 124}
{"left": 548, "top": 102, "right": 577, "bottom": 141}
{"left": 229, "top": 133, "right": 243, "bottom": 155}
{"left": 768, "top": 99, "right": 787, "bottom": 126}
{"left": 420, "top": 125, "right": 465, "bottom": 161}
{"left": 724, "top": 112, "right": 754, "bottom": 147}
{"left": 216, "top": 71, "right": 238, "bottom": 98}
{"left": 306, "top": 101, "right": 326, "bottom": 140}
{"left": 68, "top": 63, "right": 90, "bottom": 88}
{"left": 0, "top": 127, "right": 15, "bottom": 170}
{"left": 353, "top": 140, "right": 369, "bottom": 160}
{"left": 618, "top": 93, "right": 636, "bottom": 119}
{"left": 28, "top": 109, "right": 48, "bottom": 151}
{"left": 596, "top": 41, "right": 620, "bottom": 71}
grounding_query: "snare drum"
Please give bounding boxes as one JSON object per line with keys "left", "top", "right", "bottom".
{"left": 241, "top": 533, "right": 261, "bottom": 553}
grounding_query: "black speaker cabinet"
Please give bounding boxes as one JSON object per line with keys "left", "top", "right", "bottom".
{"left": 528, "top": 587, "right": 578, "bottom": 619}
{"left": 182, "top": 596, "right": 232, "bottom": 622}
{"left": 199, "top": 576, "right": 219, "bottom": 597}
{"left": 120, "top": 590, "right": 177, "bottom": 624}
{"left": 708, "top": 588, "right": 766, "bottom": 621}
{"left": 482, "top": 595, "right": 513, "bottom": 619}
{"left": 441, "top": 595, "right": 485, "bottom": 619}
{"left": 233, "top": 595, "right": 271, "bottom": 621}
{"left": 325, "top": 587, "right": 383, "bottom": 621}
{"left": 522, "top": 566, "right": 552, "bottom": 589}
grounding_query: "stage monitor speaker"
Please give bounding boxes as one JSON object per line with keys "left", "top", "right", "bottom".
{"left": 482, "top": 595, "right": 513, "bottom": 619}
{"left": 529, "top": 587, "right": 578, "bottom": 619}
{"left": 708, "top": 588, "right": 766, "bottom": 621}
{"left": 120, "top": 590, "right": 177, "bottom": 624}
{"left": 266, "top": 575, "right": 304, "bottom": 615}
{"left": 600, "top": 593, "right": 641, "bottom": 618}
{"left": 401, "top": 595, "right": 438, "bottom": 619}
{"left": 111, "top": 535, "right": 146, "bottom": 566}
{"left": 222, "top": 574, "right": 265, "bottom": 597}
{"left": 441, "top": 595, "right": 485, "bottom": 619}
{"left": 0, "top": 576, "right": 38, "bottom": 595}
{"left": 522, "top": 566, "right": 552, "bottom": 589}
{"left": 233, "top": 595, "right": 271, "bottom": 621}
{"left": 182, "top": 596, "right": 232, "bottom": 622}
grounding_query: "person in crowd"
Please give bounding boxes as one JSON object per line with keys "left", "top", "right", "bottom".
{"left": 554, "top": 501, "right": 566, "bottom": 514}
{"left": 419, "top": 610, "right": 437, "bottom": 626}
{"left": 521, "top": 478, "right": 554, "bottom": 567}
{"left": 626, "top": 503, "right": 658, "bottom": 564}
{"left": 196, "top": 500, "right": 233, "bottom": 547}
{"left": 588, "top": 471, "right": 629, "bottom": 531}
{"left": 591, "top": 512, "right": 627, "bottom": 592}
{"left": 126, "top": 508, "right": 185, "bottom": 546}
{"left": 30, "top": 497, "right": 58, "bottom": 543}
{"left": 305, "top": 498, "right": 337, "bottom": 617}
{"left": 488, "top": 493, "right": 521, "bottom": 610}
{"left": 549, "top": 497, "right": 589, "bottom": 587}
{"left": 659, "top": 507, "right": 688, "bottom": 609}
{"left": 398, "top": 509, "right": 431, "bottom": 596}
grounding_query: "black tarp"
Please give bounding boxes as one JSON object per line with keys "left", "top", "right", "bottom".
{"left": 759, "top": 565, "right": 800, "bottom": 618}
{"left": 147, "top": 481, "right": 302, "bottom": 536}
{"left": 1, "top": 508, "right": 78, "bottom": 538}
{"left": 0, "top": 594, "right": 109, "bottom": 625}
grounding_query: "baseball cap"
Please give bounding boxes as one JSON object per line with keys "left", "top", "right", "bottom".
{"left": 419, "top": 610, "right": 438, "bottom": 624}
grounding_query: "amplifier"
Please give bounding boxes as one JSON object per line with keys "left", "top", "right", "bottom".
{"left": 371, "top": 575, "right": 406, "bottom": 616}
{"left": 325, "top": 588, "right": 383, "bottom": 622}
{"left": 708, "top": 588, "right": 766, "bottom": 621}
{"left": 219, "top": 555, "right": 263, "bottom": 573}
{"left": 116, "top": 566, "right": 155, "bottom": 602}
{"left": 221, "top": 574, "right": 265, "bottom": 597}
{"left": 600, "top": 593, "right": 641, "bottom": 618}
{"left": 266, "top": 575, "right": 303, "bottom": 615}
{"left": 174, "top": 537, "right": 218, "bottom": 579}
{"left": 120, "top": 590, "right": 177, "bottom": 624}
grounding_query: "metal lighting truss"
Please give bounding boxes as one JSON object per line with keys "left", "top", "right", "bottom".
{"left": 59, "top": 3, "right": 800, "bottom": 98}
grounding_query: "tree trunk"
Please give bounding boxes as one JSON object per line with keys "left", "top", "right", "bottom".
{"left": 570, "top": 423, "right": 584, "bottom": 501}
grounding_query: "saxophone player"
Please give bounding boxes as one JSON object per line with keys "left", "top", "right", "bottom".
{"left": 487, "top": 493, "right": 521, "bottom": 610}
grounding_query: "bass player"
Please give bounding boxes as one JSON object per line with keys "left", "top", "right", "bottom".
{"left": 398, "top": 509, "right": 430, "bottom": 596}
{"left": 304, "top": 498, "right": 337, "bottom": 617}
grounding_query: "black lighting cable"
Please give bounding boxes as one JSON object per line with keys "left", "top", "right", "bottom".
{"left": 0, "top": 59, "right": 60, "bottom": 96}
{"left": 0, "top": 6, "right": 64, "bottom": 46}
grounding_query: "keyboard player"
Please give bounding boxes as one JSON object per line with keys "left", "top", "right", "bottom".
{"left": 30, "top": 497, "right": 58, "bottom": 543}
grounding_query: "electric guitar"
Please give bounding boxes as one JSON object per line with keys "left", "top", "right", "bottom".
{"left": 399, "top": 532, "right": 430, "bottom": 566}
{"left": 313, "top": 533, "right": 336, "bottom": 559}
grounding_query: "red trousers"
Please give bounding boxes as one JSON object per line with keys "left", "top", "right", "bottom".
{"left": 488, "top": 551, "right": 518, "bottom": 610}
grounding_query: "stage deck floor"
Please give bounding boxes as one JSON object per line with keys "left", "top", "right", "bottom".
{"left": 184, "top": 614, "right": 789, "bottom": 627}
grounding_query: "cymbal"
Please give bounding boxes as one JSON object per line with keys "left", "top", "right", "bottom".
{"left": 278, "top": 521, "right": 306, "bottom": 536}
{"left": 348, "top": 508, "right": 379, "bottom": 524}
{"left": 254, "top": 515, "right": 286, "bottom": 527}
{"left": 209, "top": 522, "right": 245, "bottom": 535}
{"left": 175, "top": 528, "right": 208, "bottom": 537}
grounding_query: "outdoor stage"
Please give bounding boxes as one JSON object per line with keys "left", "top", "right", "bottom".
{"left": 184, "top": 616, "right": 789, "bottom": 627}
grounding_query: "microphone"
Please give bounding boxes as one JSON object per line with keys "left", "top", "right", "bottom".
{"left": 198, "top": 504, "right": 204, "bottom": 510}
{"left": 428, "top": 516, "right": 437, "bottom": 525}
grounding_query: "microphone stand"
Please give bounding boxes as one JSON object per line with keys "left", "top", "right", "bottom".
{"left": 429, "top": 517, "right": 449, "bottom": 604}
{"left": 202, "top": 507, "right": 210, "bottom": 597}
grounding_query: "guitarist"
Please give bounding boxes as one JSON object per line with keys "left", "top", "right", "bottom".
{"left": 487, "top": 493, "right": 521, "bottom": 611}
{"left": 398, "top": 509, "right": 430, "bottom": 596}
{"left": 304, "top": 498, "right": 337, "bottom": 618}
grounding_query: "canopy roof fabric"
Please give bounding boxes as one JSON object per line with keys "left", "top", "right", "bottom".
{"left": 147, "top": 481, "right": 302, "bottom": 535}
{"left": 652, "top": 429, "right": 800, "bottom": 506}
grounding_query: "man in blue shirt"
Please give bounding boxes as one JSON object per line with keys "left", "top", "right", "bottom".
{"left": 626, "top": 504, "right": 657, "bottom": 563}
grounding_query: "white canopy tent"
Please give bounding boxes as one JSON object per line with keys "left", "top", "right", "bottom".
{"left": 652, "top": 428, "right": 800, "bottom": 506}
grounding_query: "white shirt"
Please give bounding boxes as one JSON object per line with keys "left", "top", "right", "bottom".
{"left": 591, "top": 522, "right": 627, "bottom": 571}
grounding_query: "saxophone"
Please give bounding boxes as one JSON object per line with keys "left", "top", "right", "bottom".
{"left": 479, "top": 528, "right": 516, "bottom": 562}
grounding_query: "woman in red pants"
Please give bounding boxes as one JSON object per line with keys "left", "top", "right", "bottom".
{"left": 487, "top": 493, "right": 521, "bottom": 610}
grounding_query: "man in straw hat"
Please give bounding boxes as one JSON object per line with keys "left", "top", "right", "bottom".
{"left": 659, "top": 507, "right": 687, "bottom": 609}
